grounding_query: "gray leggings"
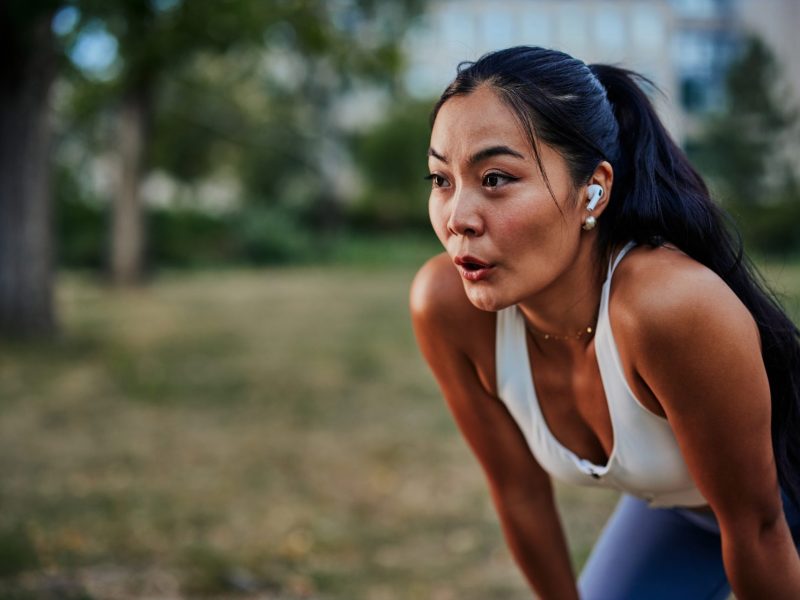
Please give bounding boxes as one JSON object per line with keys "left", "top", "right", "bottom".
{"left": 578, "top": 490, "right": 800, "bottom": 599}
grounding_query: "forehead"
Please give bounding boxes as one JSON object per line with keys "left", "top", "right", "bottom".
{"left": 430, "top": 85, "right": 531, "bottom": 161}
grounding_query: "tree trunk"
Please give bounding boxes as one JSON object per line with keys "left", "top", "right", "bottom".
{"left": 0, "top": 11, "right": 57, "bottom": 338}
{"left": 111, "top": 86, "right": 152, "bottom": 286}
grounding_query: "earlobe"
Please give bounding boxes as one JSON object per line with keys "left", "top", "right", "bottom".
{"left": 581, "top": 183, "right": 605, "bottom": 231}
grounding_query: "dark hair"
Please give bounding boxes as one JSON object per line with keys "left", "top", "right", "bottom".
{"left": 431, "top": 46, "right": 800, "bottom": 508}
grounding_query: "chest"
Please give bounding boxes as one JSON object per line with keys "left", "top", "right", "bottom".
{"left": 526, "top": 337, "right": 614, "bottom": 465}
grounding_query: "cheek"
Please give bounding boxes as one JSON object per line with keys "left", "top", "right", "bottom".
{"left": 489, "top": 197, "right": 576, "bottom": 263}
{"left": 428, "top": 197, "right": 449, "bottom": 244}
{"left": 490, "top": 202, "right": 552, "bottom": 248}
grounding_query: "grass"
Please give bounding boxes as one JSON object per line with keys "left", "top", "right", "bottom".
{"left": 2, "top": 253, "right": 800, "bottom": 598}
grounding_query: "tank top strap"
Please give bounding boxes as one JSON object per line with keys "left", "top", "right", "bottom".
{"left": 607, "top": 241, "right": 638, "bottom": 280}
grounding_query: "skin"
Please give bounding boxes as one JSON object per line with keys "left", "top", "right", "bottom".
{"left": 410, "top": 84, "right": 800, "bottom": 598}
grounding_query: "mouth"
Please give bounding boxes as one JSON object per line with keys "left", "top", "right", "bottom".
{"left": 454, "top": 255, "right": 495, "bottom": 281}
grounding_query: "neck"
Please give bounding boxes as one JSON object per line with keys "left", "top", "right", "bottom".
{"left": 517, "top": 240, "right": 609, "bottom": 351}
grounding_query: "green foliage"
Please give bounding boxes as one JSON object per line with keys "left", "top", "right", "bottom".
{"left": 58, "top": 199, "right": 106, "bottom": 269}
{"left": 236, "top": 121, "right": 314, "bottom": 209}
{"left": 57, "top": 194, "right": 439, "bottom": 268}
{"left": 233, "top": 206, "right": 315, "bottom": 265}
{"left": 148, "top": 207, "right": 239, "bottom": 268}
{"left": 320, "top": 230, "right": 441, "bottom": 266}
{"left": 349, "top": 97, "right": 435, "bottom": 229}
{"left": 43, "top": 1, "right": 434, "bottom": 272}
{"left": 55, "top": 166, "right": 106, "bottom": 269}
{"left": 148, "top": 90, "right": 222, "bottom": 182}
{"left": 687, "top": 36, "right": 800, "bottom": 254}
{"left": 0, "top": 523, "right": 38, "bottom": 577}
{"left": 54, "top": 0, "right": 426, "bottom": 223}
{"left": 688, "top": 37, "right": 797, "bottom": 205}
{"left": 726, "top": 37, "right": 797, "bottom": 125}
{"left": 726, "top": 174, "right": 800, "bottom": 255}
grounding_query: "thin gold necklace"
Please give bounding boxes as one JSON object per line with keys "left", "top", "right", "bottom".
{"left": 524, "top": 320, "right": 596, "bottom": 342}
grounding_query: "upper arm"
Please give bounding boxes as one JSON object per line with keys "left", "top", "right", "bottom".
{"left": 620, "top": 255, "right": 781, "bottom": 533}
{"left": 410, "top": 254, "right": 552, "bottom": 497}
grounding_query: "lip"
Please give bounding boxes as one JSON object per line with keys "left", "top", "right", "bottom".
{"left": 454, "top": 255, "right": 495, "bottom": 282}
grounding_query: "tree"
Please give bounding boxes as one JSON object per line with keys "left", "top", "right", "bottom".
{"left": 349, "top": 97, "right": 434, "bottom": 229}
{"left": 0, "top": 4, "right": 59, "bottom": 337}
{"left": 687, "top": 36, "right": 800, "bottom": 252}
{"left": 59, "top": 0, "right": 424, "bottom": 284}
{"left": 0, "top": 0, "right": 425, "bottom": 334}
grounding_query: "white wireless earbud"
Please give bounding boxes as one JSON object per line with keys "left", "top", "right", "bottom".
{"left": 586, "top": 184, "right": 604, "bottom": 211}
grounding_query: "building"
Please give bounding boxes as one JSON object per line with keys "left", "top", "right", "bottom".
{"left": 404, "top": 0, "right": 800, "bottom": 146}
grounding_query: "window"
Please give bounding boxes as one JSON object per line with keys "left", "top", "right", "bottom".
{"left": 670, "top": 0, "right": 717, "bottom": 19}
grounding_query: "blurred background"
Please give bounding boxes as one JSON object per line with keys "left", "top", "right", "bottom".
{"left": 1, "top": 0, "right": 798, "bottom": 598}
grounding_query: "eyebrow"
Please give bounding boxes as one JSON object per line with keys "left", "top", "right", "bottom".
{"left": 427, "top": 145, "right": 526, "bottom": 166}
{"left": 427, "top": 147, "right": 447, "bottom": 163}
{"left": 468, "top": 145, "right": 525, "bottom": 165}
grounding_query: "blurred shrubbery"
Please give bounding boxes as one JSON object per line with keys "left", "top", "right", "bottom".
{"left": 48, "top": 0, "right": 431, "bottom": 276}
{"left": 58, "top": 198, "right": 318, "bottom": 268}
{"left": 57, "top": 92, "right": 439, "bottom": 270}
{"left": 57, "top": 193, "right": 440, "bottom": 270}
{"left": 347, "top": 98, "right": 434, "bottom": 230}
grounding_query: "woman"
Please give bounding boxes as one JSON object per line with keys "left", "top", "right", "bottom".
{"left": 410, "top": 46, "right": 800, "bottom": 599}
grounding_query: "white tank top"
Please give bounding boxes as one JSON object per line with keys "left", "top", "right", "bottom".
{"left": 495, "top": 241, "right": 708, "bottom": 508}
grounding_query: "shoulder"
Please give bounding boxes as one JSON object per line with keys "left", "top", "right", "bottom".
{"left": 409, "top": 253, "right": 463, "bottom": 321}
{"left": 411, "top": 254, "right": 554, "bottom": 494}
{"left": 610, "top": 243, "right": 762, "bottom": 390}
{"left": 610, "top": 243, "right": 759, "bottom": 348}
{"left": 409, "top": 252, "right": 495, "bottom": 343}
{"left": 611, "top": 246, "right": 783, "bottom": 526}
{"left": 409, "top": 253, "right": 497, "bottom": 390}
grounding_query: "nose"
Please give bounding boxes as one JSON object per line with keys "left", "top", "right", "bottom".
{"left": 446, "top": 189, "right": 484, "bottom": 237}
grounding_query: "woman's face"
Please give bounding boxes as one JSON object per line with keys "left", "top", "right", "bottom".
{"left": 428, "top": 85, "right": 587, "bottom": 311}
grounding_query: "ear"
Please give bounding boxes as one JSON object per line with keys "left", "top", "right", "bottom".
{"left": 583, "top": 161, "right": 613, "bottom": 218}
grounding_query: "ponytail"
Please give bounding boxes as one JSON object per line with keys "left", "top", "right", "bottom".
{"left": 434, "top": 47, "right": 800, "bottom": 508}
{"left": 590, "top": 64, "right": 800, "bottom": 508}
{"left": 587, "top": 64, "right": 728, "bottom": 265}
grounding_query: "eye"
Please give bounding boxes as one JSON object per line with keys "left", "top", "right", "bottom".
{"left": 424, "top": 173, "right": 450, "bottom": 189}
{"left": 482, "top": 172, "right": 518, "bottom": 189}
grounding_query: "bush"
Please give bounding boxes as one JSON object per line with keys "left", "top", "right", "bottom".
{"left": 728, "top": 181, "right": 800, "bottom": 255}
{"left": 233, "top": 206, "right": 315, "bottom": 265}
{"left": 57, "top": 198, "right": 106, "bottom": 269}
{"left": 149, "top": 208, "right": 238, "bottom": 267}
{"left": 57, "top": 199, "right": 321, "bottom": 269}
{"left": 348, "top": 98, "right": 435, "bottom": 230}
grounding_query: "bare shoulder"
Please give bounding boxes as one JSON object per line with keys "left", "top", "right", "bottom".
{"left": 410, "top": 253, "right": 497, "bottom": 393}
{"left": 610, "top": 246, "right": 781, "bottom": 528}
{"left": 610, "top": 243, "right": 761, "bottom": 370}
{"left": 409, "top": 252, "right": 495, "bottom": 345}
{"left": 410, "top": 255, "right": 554, "bottom": 499}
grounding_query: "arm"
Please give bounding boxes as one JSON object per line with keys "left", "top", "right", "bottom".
{"left": 618, "top": 253, "right": 800, "bottom": 599}
{"left": 410, "top": 254, "right": 578, "bottom": 599}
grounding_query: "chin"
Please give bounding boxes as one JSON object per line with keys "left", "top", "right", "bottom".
{"left": 464, "top": 285, "right": 510, "bottom": 312}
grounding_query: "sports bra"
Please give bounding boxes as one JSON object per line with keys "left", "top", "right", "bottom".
{"left": 495, "top": 241, "right": 708, "bottom": 508}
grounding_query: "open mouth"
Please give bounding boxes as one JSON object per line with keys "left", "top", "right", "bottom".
{"left": 461, "top": 261, "right": 485, "bottom": 271}
{"left": 454, "top": 255, "right": 494, "bottom": 281}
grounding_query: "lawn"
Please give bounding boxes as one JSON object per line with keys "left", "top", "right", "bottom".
{"left": 2, "top": 255, "right": 799, "bottom": 599}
